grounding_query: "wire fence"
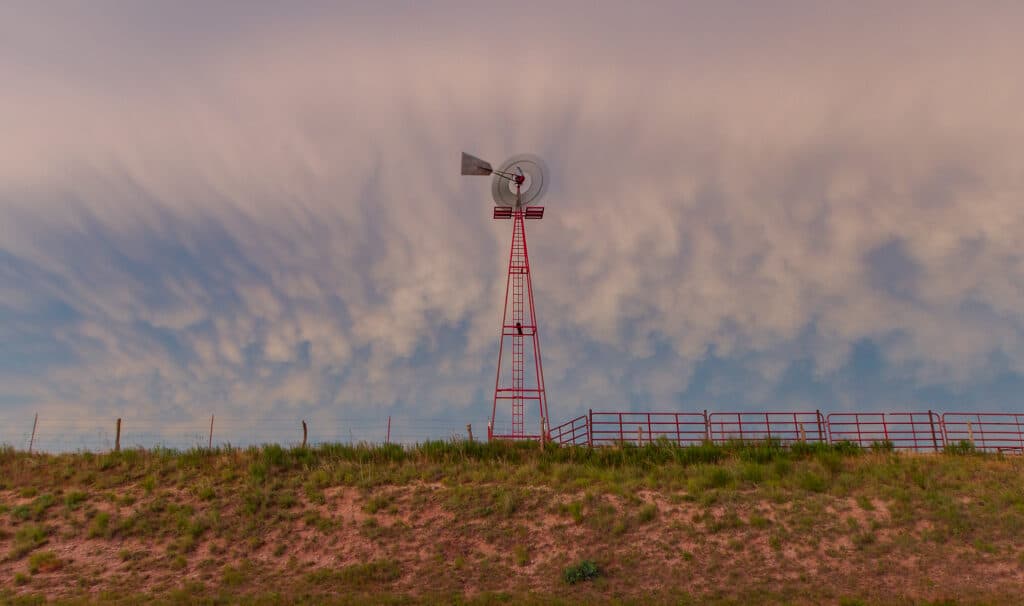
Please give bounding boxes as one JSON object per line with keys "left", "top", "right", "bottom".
{"left": 0, "top": 412, "right": 484, "bottom": 454}
{"left": 4, "top": 408, "right": 1024, "bottom": 454}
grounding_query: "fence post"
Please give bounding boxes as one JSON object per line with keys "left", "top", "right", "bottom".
{"left": 28, "top": 413, "right": 38, "bottom": 455}
{"left": 115, "top": 418, "right": 121, "bottom": 453}
{"left": 208, "top": 414, "right": 215, "bottom": 450}
{"left": 301, "top": 420, "right": 308, "bottom": 448}
{"left": 816, "top": 410, "right": 825, "bottom": 443}
{"left": 386, "top": 416, "right": 392, "bottom": 444}
{"left": 587, "top": 409, "right": 593, "bottom": 448}
{"left": 799, "top": 423, "right": 807, "bottom": 443}
{"left": 928, "top": 410, "right": 940, "bottom": 453}
{"left": 467, "top": 424, "right": 474, "bottom": 443}
{"left": 703, "top": 409, "right": 710, "bottom": 442}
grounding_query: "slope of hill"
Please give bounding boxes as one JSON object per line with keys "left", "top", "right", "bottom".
{"left": 1, "top": 441, "right": 1022, "bottom": 605}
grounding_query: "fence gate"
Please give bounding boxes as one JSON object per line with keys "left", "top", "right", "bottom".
{"left": 942, "top": 413, "right": 1024, "bottom": 453}
{"left": 707, "top": 411, "right": 826, "bottom": 444}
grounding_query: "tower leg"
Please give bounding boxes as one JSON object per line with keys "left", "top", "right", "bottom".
{"left": 491, "top": 208, "right": 549, "bottom": 441}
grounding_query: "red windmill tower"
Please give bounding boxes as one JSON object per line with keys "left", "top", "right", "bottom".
{"left": 462, "top": 152, "right": 551, "bottom": 441}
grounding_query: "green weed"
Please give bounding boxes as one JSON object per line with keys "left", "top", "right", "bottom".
{"left": 11, "top": 524, "right": 48, "bottom": 559}
{"left": 562, "top": 559, "right": 600, "bottom": 584}
{"left": 28, "top": 551, "right": 62, "bottom": 574}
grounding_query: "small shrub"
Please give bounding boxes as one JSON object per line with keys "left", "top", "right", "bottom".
{"left": 739, "top": 463, "right": 766, "bottom": 484}
{"left": 88, "top": 512, "right": 111, "bottom": 539}
{"left": 141, "top": 476, "right": 157, "bottom": 494}
{"left": 11, "top": 524, "right": 48, "bottom": 558}
{"left": 64, "top": 491, "right": 88, "bottom": 510}
{"left": 513, "top": 545, "right": 530, "bottom": 566}
{"left": 611, "top": 518, "right": 630, "bottom": 535}
{"left": 496, "top": 488, "right": 520, "bottom": 517}
{"left": 14, "top": 572, "right": 29, "bottom": 586}
{"left": 870, "top": 440, "right": 895, "bottom": 453}
{"left": 749, "top": 513, "right": 771, "bottom": 529}
{"left": 364, "top": 494, "right": 392, "bottom": 514}
{"left": 28, "top": 550, "right": 62, "bottom": 574}
{"left": 305, "top": 559, "right": 401, "bottom": 588}
{"left": 853, "top": 531, "right": 876, "bottom": 549}
{"left": 10, "top": 505, "right": 31, "bottom": 522}
{"left": 561, "top": 501, "right": 584, "bottom": 524}
{"left": 638, "top": 503, "right": 658, "bottom": 524}
{"left": 30, "top": 494, "right": 57, "bottom": 520}
{"left": 945, "top": 440, "right": 977, "bottom": 456}
{"left": 222, "top": 564, "right": 247, "bottom": 587}
{"left": 818, "top": 452, "right": 844, "bottom": 476}
{"left": 772, "top": 459, "right": 793, "bottom": 478}
{"left": 797, "top": 471, "right": 828, "bottom": 493}
{"left": 563, "top": 559, "right": 600, "bottom": 584}
{"left": 704, "top": 467, "right": 732, "bottom": 489}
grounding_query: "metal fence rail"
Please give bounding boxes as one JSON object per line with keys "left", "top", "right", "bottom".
{"left": 550, "top": 408, "right": 1024, "bottom": 454}
{"left": 586, "top": 411, "right": 708, "bottom": 446}
{"left": 549, "top": 415, "right": 589, "bottom": 446}
{"left": 942, "top": 413, "right": 1024, "bottom": 453}
{"left": 708, "top": 411, "right": 826, "bottom": 444}
{"left": 827, "top": 411, "right": 944, "bottom": 451}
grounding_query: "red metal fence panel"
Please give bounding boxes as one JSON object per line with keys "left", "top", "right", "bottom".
{"left": 826, "top": 411, "right": 944, "bottom": 451}
{"left": 825, "top": 412, "right": 888, "bottom": 447}
{"left": 550, "top": 409, "right": 1024, "bottom": 453}
{"left": 707, "top": 411, "right": 826, "bottom": 444}
{"left": 549, "top": 415, "right": 590, "bottom": 446}
{"left": 588, "top": 411, "right": 708, "bottom": 446}
{"left": 942, "top": 413, "right": 1024, "bottom": 453}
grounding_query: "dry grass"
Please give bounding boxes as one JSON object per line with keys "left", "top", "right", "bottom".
{"left": 0, "top": 441, "right": 1022, "bottom": 604}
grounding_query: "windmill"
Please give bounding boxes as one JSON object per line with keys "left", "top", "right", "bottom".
{"left": 462, "top": 152, "right": 551, "bottom": 441}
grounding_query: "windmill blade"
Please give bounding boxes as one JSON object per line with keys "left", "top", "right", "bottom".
{"left": 461, "top": 152, "right": 493, "bottom": 176}
{"left": 491, "top": 154, "right": 549, "bottom": 207}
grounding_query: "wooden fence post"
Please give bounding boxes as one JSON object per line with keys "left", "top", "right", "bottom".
{"left": 301, "top": 420, "right": 308, "bottom": 448}
{"left": 28, "top": 413, "right": 38, "bottom": 454}
{"left": 115, "top": 418, "right": 121, "bottom": 453}
{"left": 208, "top": 414, "right": 215, "bottom": 450}
{"left": 386, "top": 416, "right": 391, "bottom": 444}
{"left": 466, "top": 424, "right": 474, "bottom": 443}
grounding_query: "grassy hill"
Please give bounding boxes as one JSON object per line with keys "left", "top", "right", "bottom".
{"left": 1, "top": 441, "right": 1023, "bottom": 605}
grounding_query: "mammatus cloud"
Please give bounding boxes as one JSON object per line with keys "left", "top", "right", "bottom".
{"left": 2, "top": 3, "right": 1024, "bottom": 444}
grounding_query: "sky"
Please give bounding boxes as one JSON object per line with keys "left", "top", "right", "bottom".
{"left": 2, "top": 2, "right": 1024, "bottom": 447}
